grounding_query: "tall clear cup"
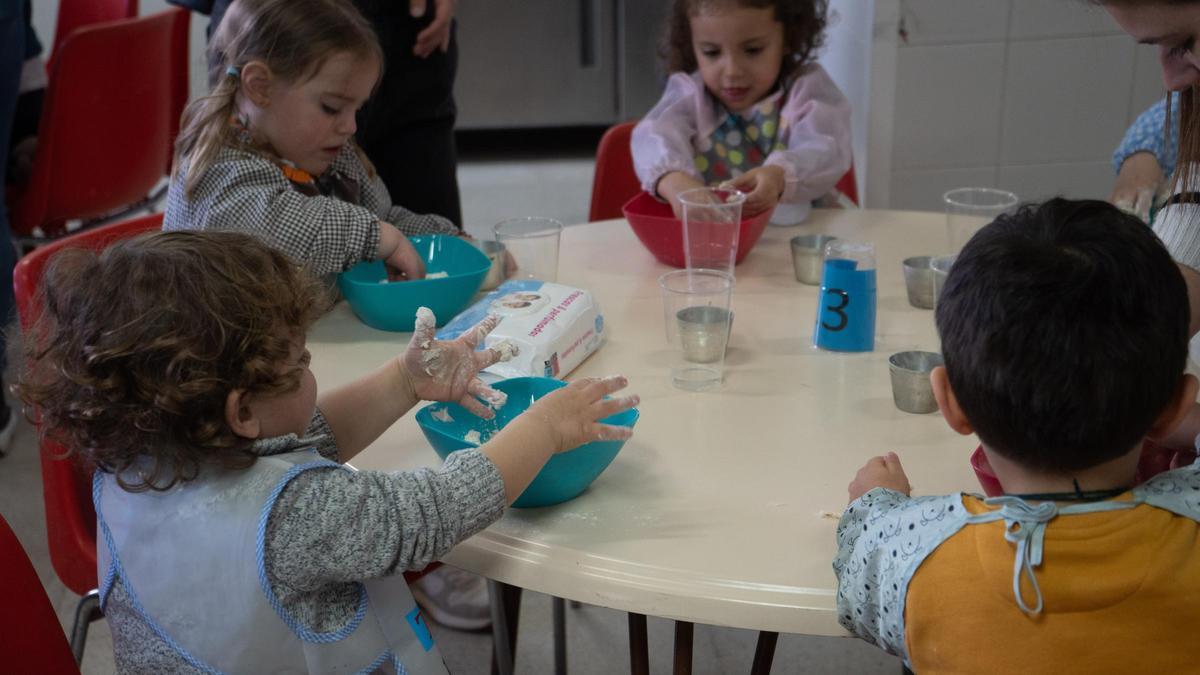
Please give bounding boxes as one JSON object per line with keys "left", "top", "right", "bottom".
{"left": 679, "top": 187, "right": 746, "bottom": 276}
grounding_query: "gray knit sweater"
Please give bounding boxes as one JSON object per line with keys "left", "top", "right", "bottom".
{"left": 103, "top": 409, "right": 506, "bottom": 673}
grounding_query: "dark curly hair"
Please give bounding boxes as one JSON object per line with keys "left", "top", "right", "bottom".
{"left": 15, "top": 230, "right": 332, "bottom": 492}
{"left": 663, "top": 0, "right": 829, "bottom": 81}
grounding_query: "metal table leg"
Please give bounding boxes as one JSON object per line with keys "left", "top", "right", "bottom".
{"left": 628, "top": 613, "right": 649, "bottom": 675}
{"left": 488, "top": 580, "right": 521, "bottom": 675}
{"left": 750, "top": 631, "right": 778, "bottom": 675}
{"left": 673, "top": 621, "right": 693, "bottom": 675}
{"left": 552, "top": 596, "right": 567, "bottom": 675}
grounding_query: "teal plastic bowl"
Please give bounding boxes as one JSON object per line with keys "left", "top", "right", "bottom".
{"left": 338, "top": 235, "right": 489, "bottom": 331}
{"left": 415, "top": 377, "right": 640, "bottom": 508}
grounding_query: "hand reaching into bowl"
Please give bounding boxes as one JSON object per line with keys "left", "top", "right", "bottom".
{"left": 523, "top": 376, "right": 639, "bottom": 454}
{"left": 721, "top": 165, "right": 785, "bottom": 217}
{"left": 379, "top": 221, "right": 427, "bottom": 281}
{"left": 402, "top": 307, "right": 518, "bottom": 417}
{"left": 656, "top": 171, "right": 706, "bottom": 220}
{"left": 479, "top": 375, "right": 640, "bottom": 503}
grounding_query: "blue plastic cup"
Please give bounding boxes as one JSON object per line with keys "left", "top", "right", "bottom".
{"left": 813, "top": 240, "right": 876, "bottom": 352}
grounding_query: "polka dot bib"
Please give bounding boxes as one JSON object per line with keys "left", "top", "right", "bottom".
{"left": 693, "top": 88, "right": 788, "bottom": 183}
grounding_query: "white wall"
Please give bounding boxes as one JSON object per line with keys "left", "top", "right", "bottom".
{"left": 881, "top": 0, "right": 1164, "bottom": 212}
{"left": 820, "top": 0, "right": 877, "bottom": 202}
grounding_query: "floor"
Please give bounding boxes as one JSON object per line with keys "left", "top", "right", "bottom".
{"left": 0, "top": 130, "right": 901, "bottom": 674}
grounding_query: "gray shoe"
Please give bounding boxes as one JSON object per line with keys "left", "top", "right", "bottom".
{"left": 410, "top": 566, "right": 492, "bottom": 631}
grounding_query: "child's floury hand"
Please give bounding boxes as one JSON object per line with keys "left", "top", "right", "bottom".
{"left": 402, "top": 308, "right": 517, "bottom": 418}
{"left": 848, "top": 452, "right": 912, "bottom": 503}
{"left": 525, "top": 376, "right": 639, "bottom": 454}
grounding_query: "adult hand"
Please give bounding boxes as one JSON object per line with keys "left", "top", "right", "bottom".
{"left": 1110, "top": 151, "right": 1166, "bottom": 222}
{"left": 848, "top": 452, "right": 912, "bottom": 503}
{"left": 524, "top": 376, "right": 639, "bottom": 454}
{"left": 410, "top": 0, "right": 455, "bottom": 58}
{"left": 722, "top": 165, "right": 785, "bottom": 217}
{"left": 402, "top": 308, "right": 517, "bottom": 418}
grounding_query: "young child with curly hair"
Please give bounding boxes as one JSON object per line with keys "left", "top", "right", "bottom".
{"left": 632, "top": 0, "right": 852, "bottom": 222}
{"left": 17, "top": 230, "right": 637, "bottom": 673}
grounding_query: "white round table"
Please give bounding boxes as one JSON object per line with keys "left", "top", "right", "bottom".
{"left": 307, "top": 208, "right": 978, "bottom": 639}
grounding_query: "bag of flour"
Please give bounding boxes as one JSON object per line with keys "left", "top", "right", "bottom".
{"left": 436, "top": 280, "right": 605, "bottom": 379}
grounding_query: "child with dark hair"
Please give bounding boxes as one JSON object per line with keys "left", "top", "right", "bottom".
{"left": 632, "top": 0, "right": 851, "bottom": 222}
{"left": 834, "top": 198, "right": 1200, "bottom": 672}
{"left": 16, "top": 230, "right": 638, "bottom": 673}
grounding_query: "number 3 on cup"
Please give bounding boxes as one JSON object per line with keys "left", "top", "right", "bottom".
{"left": 821, "top": 288, "right": 849, "bottom": 332}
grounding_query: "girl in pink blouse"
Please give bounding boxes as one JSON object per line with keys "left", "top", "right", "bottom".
{"left": 632, "top": 0, "right": 852, "bottom": 223}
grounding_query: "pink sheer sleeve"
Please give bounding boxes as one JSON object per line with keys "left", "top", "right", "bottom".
{"left": 631, "top": 72, "right": 706, "bottom": 197}
{"left": 765, "top": 65, "right": 853, "bottom": 204}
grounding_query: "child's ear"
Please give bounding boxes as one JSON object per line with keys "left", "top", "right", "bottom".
{"left": 225, "top": 389, "right": 261, "bottom": 440}
{"left": 931, "top": 366, "right": 974, "bottom": 435}
{"left": 239, "top": 60, "right": 272, "bottom": 107}
{"left": 1148, "top": 373, "right": 1199, "bottom": 439}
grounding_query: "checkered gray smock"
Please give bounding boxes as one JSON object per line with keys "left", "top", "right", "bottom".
{"left": 164, "top": 143, "right": 459, "bottom": 275}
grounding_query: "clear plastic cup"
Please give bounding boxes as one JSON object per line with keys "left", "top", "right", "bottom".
{"left": 679, "top": 187, "right": 746, "bottom": 276}
{"left": 494, "top": 217, "right": 564, "bottom": 282}
{"left": 943, "top": 188, "right": 1018, "bottom": 253}
{"left": 659, "top": 268, "right": 735, "bottom": 391}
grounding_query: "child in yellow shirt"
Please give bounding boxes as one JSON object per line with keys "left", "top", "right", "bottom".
{"left": 835, "top": 198, "right": 1200, "bottom": 673}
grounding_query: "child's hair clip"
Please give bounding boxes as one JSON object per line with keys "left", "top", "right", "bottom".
{"left": 226, "top": 65, "right": 242, "bottom": 79}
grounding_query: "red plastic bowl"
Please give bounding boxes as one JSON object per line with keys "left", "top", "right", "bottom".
{"left": 621, "top": 191, "right": 773, "bottom": 268}
{"left": 969, "top": 445, "right": 1004, "bottom": 497}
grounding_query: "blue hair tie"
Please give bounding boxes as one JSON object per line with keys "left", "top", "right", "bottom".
{"left": 226, "top": 65, "right": 241, "bottom": 79}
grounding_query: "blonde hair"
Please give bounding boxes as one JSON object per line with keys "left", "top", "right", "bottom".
{"left": 173, "top": 0, "right": 383, "bottom": 196}
{"left": 1170, "top": 87, "right": 1200, "bottom": 197}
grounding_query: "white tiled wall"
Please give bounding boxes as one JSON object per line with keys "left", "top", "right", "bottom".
{"left": 884, "top": 0, "right": 1165, "bottom": 212}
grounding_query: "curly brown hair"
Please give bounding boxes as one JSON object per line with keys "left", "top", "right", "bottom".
{"left": 14, "top": 230, "right": 332, "bottom": 492}
{"left": 662, "top": 0, "right": 829, "bottom": 81}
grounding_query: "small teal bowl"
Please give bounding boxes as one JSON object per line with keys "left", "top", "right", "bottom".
{"left": 415, "top": 377, "right": 640, "bottom": 508}
{"left": 338, "top": 235, "right": 490, "bottom": 332}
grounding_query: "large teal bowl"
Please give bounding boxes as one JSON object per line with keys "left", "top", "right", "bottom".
{"left": 338, "top": 235, "right": 489, "bottom": 331}
{"left": 415, "top": 377, "right": 640, "bottom": 508}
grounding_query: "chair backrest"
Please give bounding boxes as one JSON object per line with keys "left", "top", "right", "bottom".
{"left": 0, "top": 513, "right": 82, "bottom": 674}
{"left": 13, "top": 10, "right": 177, "bottom": 237}
{"left": 835, "top": 164, "right": 859, "bottom": 206}
{"left": 588, "top": 121, "right": 641, "bottom": 222}
{"left": 167, "top": 9, "right": 191, "bottom": 173}
{"left": 50, "top": 0, "right": 138, "bottom": 69}
{"left": 13, "top": 212, "right": 164, "bottom": 596}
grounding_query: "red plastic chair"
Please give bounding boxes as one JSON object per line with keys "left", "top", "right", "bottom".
{"left": 8, "top": 10, "right": 181, "bottom": 247}
{"left": 0, "top": 513, "right": 82, "bottom": 674}
{"left": 166, "top": 9, "right": 191, "bottom": 174}
{"left": 588, "top": 120, "right": 860, "bottom": 224}
{"left": 48, "top": 0, "right": 138, "bottom": 72}
{"left": 588, "top": 121, "right": 640, "bottom": 222}
{"left": 12, "top": 212, "right": 164, "bottom": 663}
